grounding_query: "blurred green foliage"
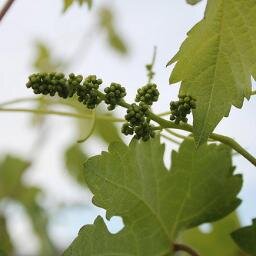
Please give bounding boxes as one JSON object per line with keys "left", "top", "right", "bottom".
{"left": 63, "top": 0, "right": 93, "bottom": 12}
{"left": 0, "top": 155, "right": 56, "bottom": 255}
{"left": 33, "top": 42, "right": 66, "bottom": 72}
{"left": 0, "top": 215, "right": 13, "bottom": 256}
{"left": 182, "top": 213, "right": 245, "bottom": 256}
{"left": 186, "top": 0, "right": 203, "bottom": 5}
{"left": 99, "top": 7, "right": 128, "bottom": 55}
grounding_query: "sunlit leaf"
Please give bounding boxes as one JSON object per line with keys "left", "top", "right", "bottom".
{"left": 168, "top": 0, "right": 256, "bottom": 145}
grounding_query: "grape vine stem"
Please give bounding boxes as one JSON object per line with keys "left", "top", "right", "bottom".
{"left": 0, "top": 107, "right": 124, "bottom": 122}
{"left": 0, "top": 0, "right": 15, "bottom": 22}
{"left": 1, "top": 96, "right": 256, "bottom": 167}
{"left": 118, "top": 99, "right": 256, "bottom": 167}
{"left": 173, "top": 243, "right": 200, "bottom": 256}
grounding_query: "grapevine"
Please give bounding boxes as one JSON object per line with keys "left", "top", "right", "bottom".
{"left": 1, "top": 1, "right": 256, "bottom": 256}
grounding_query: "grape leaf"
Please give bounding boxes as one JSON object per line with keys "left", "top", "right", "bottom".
{"left": 168, "top": 0, "right": 255, "bottom": 146}
{"left": 182, "top": 213, "right": 243, "bottom": 256}
{"left": 231, "top": 219, "right": 256, "bottom": 255}
{"left": 63, "top": 137, "right": 242, "bottom": 255}
{"left": 99, "top": 7, "right": 128, "bottom": 55}
{"left": 186, "top": 0, "right": 202, "bottom": 5}
{"left": 63, "top": 0, "right": 92, "bottom": 12}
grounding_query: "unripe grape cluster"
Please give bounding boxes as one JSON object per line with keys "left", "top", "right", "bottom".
{"left": 26, "top": 73, "right": 104, "bottom": 109}
{"left": 26, "top": 72, "right": 196, "bottom": 142}
{"left": 122, "top": 103, "right": 155, "bottom": 141}
{"left": 26, "top": 72, "right": 70, "bottom": 98}
{"left": 135, "top": 83, "right": 159, "bottom": 105}
{"left": 169, "top": 95, "right": 196, "bottom": 124}
{"left": 104, "top": 83, "right": 126, "bottom": 110}
{"left": 76, "top": 75, "right": 103, "bottom": 109}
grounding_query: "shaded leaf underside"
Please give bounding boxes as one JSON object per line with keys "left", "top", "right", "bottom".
{"left": 231, "top": 219, "right": 256, "bottom": 255}
{"left": 64, "top": 138, "right": 242, "bottom": 255}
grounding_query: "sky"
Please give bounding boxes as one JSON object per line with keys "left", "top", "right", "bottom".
{"left": 0, "top": 0, "right": 256, "bottom": 255}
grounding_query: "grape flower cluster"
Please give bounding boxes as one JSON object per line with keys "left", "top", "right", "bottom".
{"left": 169, "top": 95, "right": 196, "bottom": 124}
{"left": 135, "top": 83, "right": 159, "bottom": 105}
{"left": 104, "top": 83, "right": 126, "bottom": 110}
{"left": 122, "top": 103, "right": 155, "bottom": 141}
{"left": 26, "top": 72, "right": 70, "bottom": 98}
{"left": 26, "top": 72, "right": 195, "bottom": 142}
{"left": 76, "top": 75, "right": 103, "bottom": 109}
{"left": 121, "top": 83, "right": 160, "bottom": 141}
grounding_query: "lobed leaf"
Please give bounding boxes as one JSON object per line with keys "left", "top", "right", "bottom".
{"left": 63, "top": 137, "right": 242, "bottom": 255}
{"left": 168, "top": 0, "right": 256, "bottom": 146}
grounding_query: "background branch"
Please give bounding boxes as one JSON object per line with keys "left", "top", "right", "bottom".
{"left": 0, "top": 0, "right": 15, "bottom": 22}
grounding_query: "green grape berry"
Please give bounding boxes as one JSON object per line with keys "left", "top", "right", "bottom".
{"left": 169, "top": 95, "right": 196, "bottom": 124}
{"left": 104, "top": 82, "right": 126, "bottom": 110}
{"left": 135, "top": 83, "right": 159, "bottom": 105}
{"left": 76, "top": 75, "right": 103, "bottom": 109}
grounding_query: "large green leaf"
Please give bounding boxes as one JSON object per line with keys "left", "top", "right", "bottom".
{"left": 168, "top": 0, "right": 255, "bottom": 145}
{"left": 231, "top": 219, "right": 256, "bottom": 255}
{"left": 182, "top": 213, "right": 243, "bottom": 256}
{"left": 63, "top": 138, "right": 242, "bottom": 255}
